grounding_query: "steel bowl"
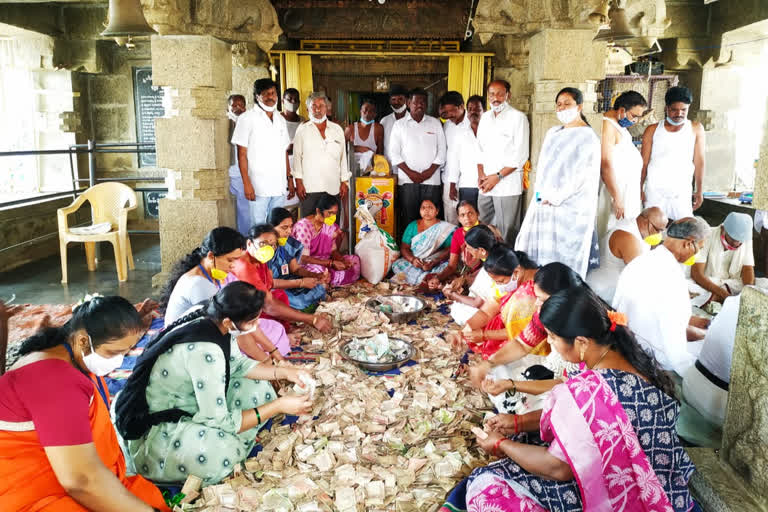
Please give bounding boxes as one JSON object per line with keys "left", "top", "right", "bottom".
{"left": 365, "top": 294, "right": 425, "bottom": 323}
{"left": 339, "top": 337, "right": 415, "bottom": 372}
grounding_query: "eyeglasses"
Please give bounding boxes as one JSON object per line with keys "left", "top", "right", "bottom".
{"left": 641, "top": 214, "right": 666, "bottom": 234}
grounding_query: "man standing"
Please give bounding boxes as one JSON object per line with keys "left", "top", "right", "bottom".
{"left": 380, "top": 85, "right": 409, "bottom": 161}
{"left": 690, "top": 212, "right": 768, "bottom": 306}
{"left": 612, "top": 216, "right": 711, "bottom": 375}
{"left": 226, "top": 94, "right": 248, "bottom": 235}
{"left": 231, "top": 79, "right": 291, "bottom": 226}
{"left": 439, "top": 91, "right": 467, "bottom": 224}
{"left": 641, "top": 86, "right": 706, "bottom": 220}
{"left": 476, "top": 79, "right": 530, "bottom": 244}
{"left": 344, "top": 98, "right": 384, "bottom": 173}
{"left": 281, "top": 88, "right": 304, "bottom": 208}
{"left": 293, "top": 92, "right": 350, "bottom": 216}
{"left": 389, "top": 88, "right": 447, "bottom": 239}
{"left": 445, "top": 95, "right": 485, "bottom": 212}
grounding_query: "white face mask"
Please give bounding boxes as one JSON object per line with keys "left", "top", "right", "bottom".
{"left": 82, "top": 335, "right": 124, "bottom": 376}
{"left": 392, "top": 104, "right": 407, "bottom": 114}
{"left": 491, "top": 102, "right": 507, "bottom": 114}
{"left": 311, "top": 115, "right": 327, "bottom": 124}
{"left": 258, "top": 99, "right": 276, "bottom": 112}
{"left": 283, "top": 100, "right": 297, "bottom": 113}
{"left": 229, "top": 322, "right": 259, "bottom": 338}
{"left": 492, "top": 278, "right": 518, "bottom": 298}
{"left": 226, "top": 111, "right": 239, "bottom": 122}
{"left": 556, "top": 107, "right": 580, "bottom": 125}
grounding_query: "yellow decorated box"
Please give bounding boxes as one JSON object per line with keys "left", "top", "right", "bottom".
{"left": 354, "top": 176, "right": 396, "bottom": 243}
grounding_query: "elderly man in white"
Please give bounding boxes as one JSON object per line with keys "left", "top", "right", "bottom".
{"left": 689, "top": 212, "right": 768, "bottom": 306}
{"left": 612, "top": 216, "right": 711, "bottom": 376}
{"left": 292, "top": 91, "right": 350, "bottom": 218}
{"left": 476, "top": 79, "right": 530, "bottom": 244}
{"left": 586, "top": 206, "right": 668, "bottom": 303}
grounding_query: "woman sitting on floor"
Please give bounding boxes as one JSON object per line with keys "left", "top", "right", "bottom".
{"left": 0, "top": 296, "right": 169, "bottom": 512}
{"left": 390, "top": 198, "right": 457, "bottom": 286}
{"left": 468, "top": 262, "right": 585, "bottom": 414}
{"left": 458, "top": 246, "right": 540, "bottom": 359}
{"left": 425, "top": 201, "right": 502, "bottom": 290}
{"left": 267, "top": 207, "right": 328, "bottom": 310}
{"left": 230, "top": 224, "right": 332, "bottom": 345}
{"left": 161, "top": 227, "right": 331, "bottom": 361}
{"left": 445, "top": 225, "right": 503, "bottom": 326}
{"left": 114, "top": 282, "right": 314, "bottom": 486}
{"left": 291, "top": 193, "right": 361, "bottom": 286}
{"left": 467, "top": 286, "right": 695, "bottom": 511}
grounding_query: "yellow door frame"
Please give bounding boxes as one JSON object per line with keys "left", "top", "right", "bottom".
{"left": 270, "top": 45, "right": 493, "bottom": 116}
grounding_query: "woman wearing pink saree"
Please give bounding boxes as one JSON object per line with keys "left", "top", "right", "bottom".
{"left": 467, "top": 286, "right": 695, "bottom": 512}
{"left": 291, "top": 193, "right": 361, "bottom": 286}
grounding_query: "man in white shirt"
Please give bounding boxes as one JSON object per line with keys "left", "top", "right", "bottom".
{"left": 389, "top": 88, "right": 447, "bottom": 240}
{"left": 689, "top": 212, "right": 768, "bottom": 306}
{"left": 226, "top": 94, "right": 248, "bottom": 235}
{"left": 231, "top": 79, "right": 292, "bottom": 227}
{"left": 586, "top": 206, "right": 667, "bottom": 303}
{"left": 641, "top": 86, "right": 706, "bottom": 220}
{"left": 476, "top": 79, "right": 530, "bottom": 244}
{"left": 380, "top": 85, "right": 409, "bottom": 163}
{"left": 612, "top": 216, "right": 710, "bottom": 375}
{"left": 281, "top": 88, "right": 305, "bottom": 208}
{"left": 293, "top": 91, "right": 350, "bottom": 217}
{"left": 439, "top": 91, "right": 467, "bottom": 224}
{"left": 445, "top": 95, "right": 484, "bottom": 213}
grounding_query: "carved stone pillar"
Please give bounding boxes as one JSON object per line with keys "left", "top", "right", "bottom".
{"left": 525, "top": 29, "right": 607, "bottom": 205}
{"left": 151, "top": 35, "right": 234, "bottom": 280}
{"left": 687, "top": 286, "right": 768, "bottom": 510}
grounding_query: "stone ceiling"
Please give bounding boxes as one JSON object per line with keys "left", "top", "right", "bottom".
{"left": 271, "top": 0, "right": 474, "bottom": 40}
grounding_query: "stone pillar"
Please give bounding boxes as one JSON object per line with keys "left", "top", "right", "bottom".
{"left": 687, "top": 286, "right": 768, "bottom": 510}
{"left": 151, "top": 35, "right": 234, "bottom": 282}
{"left": 525, "top": 29, "right": 607, "bottom": 205}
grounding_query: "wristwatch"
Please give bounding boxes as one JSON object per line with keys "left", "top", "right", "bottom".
{"left": 496, "top": 171, "right": 503, "bottom": 180}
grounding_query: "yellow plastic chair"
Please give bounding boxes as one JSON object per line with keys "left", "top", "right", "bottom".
{"left": 57, "top": 182, "right": 137, "bottom": 284}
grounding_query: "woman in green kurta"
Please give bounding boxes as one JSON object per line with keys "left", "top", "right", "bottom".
{"left": 114, "top": 282, "right": 314, "bottom": 485}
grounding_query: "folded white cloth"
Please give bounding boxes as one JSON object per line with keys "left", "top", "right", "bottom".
{"left": 69, "top": 222, "right": 112, "bottom": 235}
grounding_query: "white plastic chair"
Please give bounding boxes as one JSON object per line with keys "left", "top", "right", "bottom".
{"left": 57, "top": 182, "right": 137, "bottom": 283}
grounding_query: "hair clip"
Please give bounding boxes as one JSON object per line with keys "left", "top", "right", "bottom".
{"left": 607, "top": 310, "right": 628, "bottom": 332}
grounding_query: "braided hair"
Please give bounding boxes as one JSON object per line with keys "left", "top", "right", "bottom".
{"left": 539, "top": 286, "right": 676, "bottom": 398}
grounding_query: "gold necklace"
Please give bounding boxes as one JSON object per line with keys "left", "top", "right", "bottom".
{"left": 590, "top": 347, "right": 612, "bottom": 369}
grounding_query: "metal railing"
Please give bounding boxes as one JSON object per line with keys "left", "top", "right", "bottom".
{"left": 0, "top": 140, "right": 164, "bottom": 254}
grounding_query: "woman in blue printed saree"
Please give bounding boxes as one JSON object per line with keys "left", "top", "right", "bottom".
{"left": 391, "top": 199, "right": 457, "bottom": 286}
{"left": 465, "top": 286, "right": 695, "bottom": 512}
{"left": 267, "top": 207, "right": 327, "bottom": 310}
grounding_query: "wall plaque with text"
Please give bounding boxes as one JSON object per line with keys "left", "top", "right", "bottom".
{"left": 132, "top": 67, "right": 164, "bottom": 167}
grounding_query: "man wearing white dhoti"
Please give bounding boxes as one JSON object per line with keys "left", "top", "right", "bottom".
{"left": 612, "top": 217, "right": 710, "bottom": 376}
{"left": 587, "top": 206, "right": 667, "bottom": 303}
{"left": 641, "top": 86, "right": 706, "bottom": 220}
{"left": 597, "top": 90, "right": 647, "bottom": 236}
{"left": 689, "top": 212, "right": 768, "bottom": 306}
{"left": 515, "top": 87, "right": 601, "bottom": 279}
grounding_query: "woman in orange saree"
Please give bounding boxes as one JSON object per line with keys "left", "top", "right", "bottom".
{"left": 0, "top": 296, "right": 168, "bottom": 512}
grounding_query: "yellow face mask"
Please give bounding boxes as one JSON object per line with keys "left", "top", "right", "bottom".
{"left": 210, "top": 267, "right": 228, "bottom": 281}
{"left": 278, "top": 237, "right": 288, "bottom": 246}
{"left": 463, "top": 221, "right": 480, "bottom": 232}
{"left": 644, "top": 233, "right": 662, "bottom": 246}
{"left": 682, "top": 252, "right": 698, "bottom": 266}
{"left": 254, "top": 245, "right": 275, "bottom": 263}
{"left": 324, "top": 214, "right": 337, "bottom": 226}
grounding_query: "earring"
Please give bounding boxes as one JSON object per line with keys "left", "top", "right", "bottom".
{"left": 579, "top": 348, "right": 586, "bottom": 362}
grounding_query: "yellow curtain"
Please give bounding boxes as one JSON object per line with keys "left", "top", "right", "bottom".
{"left": 447, "top": 54, "right": 485, "bottom": 104}
{"left": 283, "top": 53, "right": 314, "bottom": 118}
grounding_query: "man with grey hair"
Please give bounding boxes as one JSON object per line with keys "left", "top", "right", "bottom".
{"left": 293, "top": 91, "right": 350, "bottom": 217}
{"left": 613, "top": 216, "right": 711, "bottom": 375}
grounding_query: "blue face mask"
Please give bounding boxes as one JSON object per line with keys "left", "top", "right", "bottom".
{"left": 618, "top": 116, "right": 634, "bottom": 128}
{"left": 666, "top": 116, "right": 686, "bottom": 126}
{"left": 361, "top": 118, "right": 375, "bottom": 126}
